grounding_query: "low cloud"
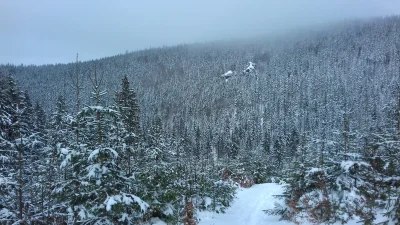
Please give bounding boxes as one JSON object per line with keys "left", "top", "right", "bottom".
{"left": 1, "top": 0, "right": 399, "bottom": 65}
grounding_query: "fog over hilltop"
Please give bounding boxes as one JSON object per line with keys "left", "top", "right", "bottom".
{"left": 1, "top": 0, "right": 400, "bottom": 65}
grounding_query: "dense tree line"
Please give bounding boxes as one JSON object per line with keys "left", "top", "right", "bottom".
{"left": 0, "top": 73, "right": 235, "bottom": 224}
{"left": 1, "top": 15, "right": 400, "bottom": 224}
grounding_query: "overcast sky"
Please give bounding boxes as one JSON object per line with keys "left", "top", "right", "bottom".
{"left": 1, "top": 0, "right": 400, "bottom": 65}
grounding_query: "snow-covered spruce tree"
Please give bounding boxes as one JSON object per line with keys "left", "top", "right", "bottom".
{"left": 225, "top": 126, "right": 257, "bottom": 187}
{"left": 325, "top": 152, "right": 377, "bottom": 224}
{"left": 46, "top": 94, "right": 75, "bottom": 223}
{"left": 197, "top": 162, "right": 236, "bottom": 214}
{"left": 273, "top": 137, "right": 284, "bottom": 171}
{"left": 146, "top": 115, "right": 166, "bottom": 162}
{"left": 49, "top": 95, "right": 73, "bottom": 153}
{"left": 20, "top": 92, "right": 52, "bottom": 224}
{"left": 0, "top": 76, "right": 46, "bottom": 224}
{"left": 15, "top": 89, "right": 36, "bottom": 224}
{"left": 53, "top": 68, "right": 148, "bottom": 224}
{"left": 191, "top": 125, "right": 236, "bottom": 214}
{"left": 136, "top": 116, "right": 177, "bottom": 221}
{"left": 371, "top": 131, "right": 400, "bottom": 224}
{"left": 268, "top": 128, "right": 398, "bottom": 224}
{"left": 134, "top": 116, "right": 236, "bottom": 223}
{"left": 383, "top": 91, "right": 400, "bottom": 224}
{"left": 115, "top": 75, "right": 141, "bottom": 144}
{"left": 114, "top": 75, "right": 141, "bottom": 177}
{"left": 266, "top": 134, "right": 332, "bottom": 224}
{"left": 34, "top": 101, "right": 47, "bottom": 138}
{"left": 0, "top": 74, "right": 9, "bottom": 135}
{"left": 20, "top": 90, "right": 35, "bottom": 136}
{"left": 0, "top": 74, "right": 19, "bottom": 224}
{"left": 25, "top": 101, "right": 57, "bottom": 224}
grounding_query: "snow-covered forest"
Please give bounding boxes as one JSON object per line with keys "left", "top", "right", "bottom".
{"left": 1, "top": 15, "right": 400, "bottom": 224}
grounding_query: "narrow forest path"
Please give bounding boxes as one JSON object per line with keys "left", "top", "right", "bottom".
{"left": 196, "top": 183, "right": 389, "bottom": 225}
{"left": 198, "top": 183, "right": 292, "bottom": 225}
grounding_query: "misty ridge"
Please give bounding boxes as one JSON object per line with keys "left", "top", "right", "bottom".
{"left": 2, "top": 16, "right": 399, "bottom": 131}
{"left": 1, "top": 8, "right": 400, "bottom": 225}
{"left": 4, "top": 0, "right": 399, "bottom": 65}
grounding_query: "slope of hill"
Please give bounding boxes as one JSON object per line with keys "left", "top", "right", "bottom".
{"left": 2, "top": 16, "right": 399, "bottom": 162}
{"left": 1, "top": 15, "right": 400, "bottom": 225}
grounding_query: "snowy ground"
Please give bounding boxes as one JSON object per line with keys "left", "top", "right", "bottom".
{"left": 197, "top": 183, "right": 390, "bottom": 225}
{"left": 198, "top": 183, "right": 292, "bottom": 225}
{"left": 148, "top": 183, "right": 391, "bottom": 225}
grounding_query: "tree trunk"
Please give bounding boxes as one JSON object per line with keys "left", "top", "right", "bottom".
{"left": 18, "top": 142, "right": 23, "bottom": 222}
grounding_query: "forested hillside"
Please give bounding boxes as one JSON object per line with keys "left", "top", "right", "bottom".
{"left": 1, "top": 16, "right": 400, "bottom": 224}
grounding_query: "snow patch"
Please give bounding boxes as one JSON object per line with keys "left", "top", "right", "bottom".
{"left": 221, "top": 70, "right": 233, "bottom": 78}
{"left": 88, "top": 149, "right": 100, "bottom": 161}
{"left": 198, "top": 183, "right": 283, "bottom": 225}
{"left": 162, "top": 204, "right": 174, "bottom": 216}
{"left": 104, "top": 194, "right": 149, "bottom": 213}
{"left": 105, "top": 196, "right": 118, "bottom": 211}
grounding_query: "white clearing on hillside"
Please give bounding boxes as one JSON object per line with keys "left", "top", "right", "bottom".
{"left": 198, "top": 183, "right": 291, "bottom": 225}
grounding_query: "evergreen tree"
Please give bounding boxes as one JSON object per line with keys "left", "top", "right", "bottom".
{"left": 34, "top": 101, "right": 47, "bottom": 136}
{"left": 52, "top": 95, "right": 68, "bottom": 129}
{"left": 194, "top": 125, "right": 201, "bottom": 159}
{"left": 53, "top": 69, "right": 148, "bottom": 224}
{"left": 114, "top": 75, "right": 142, "bottom": 178}
{"left": 146, "top": 115, "right": 165, "bottom": 162}
{"left": 0, "top": 75, "right": 18, "bottom": 223}
{"left": 20, "top": 90, "right": 34, "bottom": 136}
{"left": 0, "top": 74, "right": 11, "bottom": 137}
{"left": 274, "top": 138, "right": 283, "bottom": 169}
{"left": 115, "top": 75, "right": 141, "bottom": 146}
{"left": 49, "top": 95, "right": 72, "bottom": 150}
{"left": 0, "top": 77, "right": 40, "bottom": 224}
{"left": 4, "top": 75, "right": 22, "bottom": 142}
{"left": 287, "top": 129, "right": 299, "bottom": 160}
{"left": 262, "top": 130, "right": 271, "bottom": 154}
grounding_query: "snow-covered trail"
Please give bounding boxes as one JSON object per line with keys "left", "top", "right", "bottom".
{"left": 197, "top": 183, "right": 389, "bottom": 225}
{"left": 198, "top": 183, "right": 293, "bottom": 225}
